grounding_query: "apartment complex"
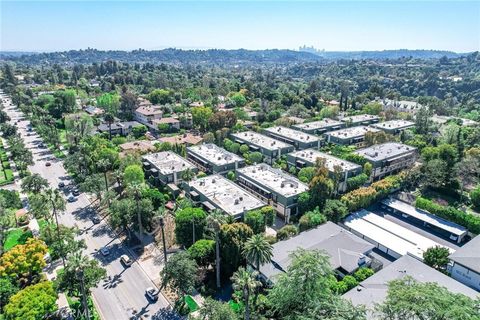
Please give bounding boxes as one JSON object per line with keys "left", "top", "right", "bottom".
{"left": 134, "top": 105, "right": 163, "bottom": 129}
{"left": 231, "top": 131, "right": 294, "bottom": 165}
{"left": 371, "top": 119, "right": 415, "bottom": 134}
{"left": 324, "top": 126, "right": 380, "bottom": 147}
{"left": 340, "top": 114, "right": 380, "bottom": 126}
{"left": 292, "top": 118, "right": 344, "bottom": 135}
{"left": 354, "top": 142, "right": 418, "bottom": 180}
{"left": 236, "top": 164, "right": 308, "bottom": 222}
{"left": 187, "top": 175, "right": 265, "bottom": 219}
{"left": 142, "top": 151, "right": 197, "bottom": 186}
{"left": 263, "top": 126, "right": 321, "bottom": 150}
{"left": 286, "top": 149, "right": 362, "bottom": 192}
{"left": 187, "top": 144, "right": 244, "bottom": 174}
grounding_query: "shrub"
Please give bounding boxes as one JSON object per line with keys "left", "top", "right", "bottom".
{"left": 276, "top": 225, "right": 298, "bottom": 241}
{"left": 244, "top": 210, "right": 266, "bottom": 234}
{"left": 415, "top": 197, "right": 480, "bottom": 234}
{"left": 346, "top": 173, "right": 369, "bottom": 191}
{"left": 298, "top": 208, "right": 326, "bottom": 232}
{"left": 188, "top": 239, "right": 215, "bottom": 267}
{"left": 470, "top": 186, "right": 480, "bottom": 208}
{"left": 353, "top": 268, "right": 374, "bottom": 282}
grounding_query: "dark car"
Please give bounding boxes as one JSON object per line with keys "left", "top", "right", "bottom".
{"left": 72, "top": 189, "right": 80, "bottom": 196}
{"left": 45, "top": 162, "right": 51, "bottom": 167}
{"left": 91, "top": 216, "right": 101, "bottom": 225}
{"left": 58, "top": 182, "right": 65, "bottom": 188}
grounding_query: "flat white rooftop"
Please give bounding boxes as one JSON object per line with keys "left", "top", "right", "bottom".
{"left": 355, "top": 142, "right": 416, "bottom": 162}
{"left": 231, "top": 131, "right": 292, "bottom": 151}
{"left": 371, "top": 120, "right": 415, "bottom": 131}
{"left": 189, "top": 175, "right": 265, "bottom": 217}
{"left": 326, "top": 126, "right": 380, "bottom": 140}
{"left": 237, "top": 164, "right": 308, "bottom": 198}
{"left": 293, "top": 118, "right": 343, "bottom": 131}
{"left": 187, "top": 144, "right": 243, "bottom": 166}
{"left": 381, "top": 198, "right": 467, "bottom": 237}
{"left": 344, "top": 210, "right": 454, "bottom": 260}
{"left": 264, "top": 126, "right": 321, "bottom": 144}
{"left": 340, "top": 114, "right": 379, "bottom": 124}
{"left": 289, "top": 149, "right": 361, "bottom": 172}
{"left": 143, "top": 151, "right": 195, "bottom": 175}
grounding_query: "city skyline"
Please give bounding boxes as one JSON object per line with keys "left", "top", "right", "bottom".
{"left": 1, "top": 1, "right": 479, "bottom": 52}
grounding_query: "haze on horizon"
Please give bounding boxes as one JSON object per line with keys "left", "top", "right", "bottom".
{"left": 1, "top": 1, "right": 479, "bottom": 53}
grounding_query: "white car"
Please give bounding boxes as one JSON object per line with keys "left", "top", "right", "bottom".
{"left": 145, "top": 287, "right": 158, "bottom": 301}
{"left": 120, "top": 254, "right": 133, "bottom": 267}
{"left": 100, "top": 247, "right": 110, "bottom": 256}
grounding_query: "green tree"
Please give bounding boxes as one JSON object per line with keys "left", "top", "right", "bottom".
{"left": 471, "top": 186, "right": 480, "bottom": 208}
{"left": 243, "top": 234, "right": 273, "bottom": 271}
{"left": 20, "top": 174, "right": 48, "bottom": 194}
{"left": 0, "top": 277, "right": 18, "bottom": 313}
{"left": 244, "top": 210, "right": 266, "bottom": 234}
{"left": 97, "top": 93, "right": 120, "bottom": 115}
{"left": 196, "top": 297, "right": 238, "bottom": 320}
{"left": 309, "top": 158, "right": 334, "bottom": 210}
{"left": 323, "top": 199, "right": 348, "bottom": 223}
{"left": 4, "top": 281, "right": 57, "bottom": 320}
{"left": 230, "top": 92, "right": 247, "bottom": 108}
{"left": 188, "top": 239, "right": 215, "bottom": 267}
{"left": 247, "top": 151, "right": 263, "bottom": 164}
{"left": 231, "top": 267, "right": 261, "bottom": 320}
{"left": 297, "top": 166, "right": 315, "bottom": 183}
{"left": 123, "top": 164, "right": 145, "bottom": 187}
{"left": 148, "top": 89, "right": 172, "bottom": 104}
{"left": 375, "top": 277, "right": 479, "bottom": 320}
{"left": 175, "top": 207, "right": 207, "bottom": 247}
{"left": 423, "top": 246, "right": 450, "bottom": 273}
{"left": 160, "top": 251, "right": 198, "bottom": 297}
{"left": 191, "top": 106, "right": 213, "bottom": 132}
{"left": 40, "top": 224, "right": 86, "bottom": 261}
{"left": 220, "top": 223, "right": 254, "bottom": 276}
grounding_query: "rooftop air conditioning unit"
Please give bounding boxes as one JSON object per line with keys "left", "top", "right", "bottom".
{"left": 234, "top": 199, "right": 239, "bottom": 205}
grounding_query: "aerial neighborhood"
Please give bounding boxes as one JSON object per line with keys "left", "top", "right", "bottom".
{"left": 0, "top": 11, "right": 479, "bottom": 319}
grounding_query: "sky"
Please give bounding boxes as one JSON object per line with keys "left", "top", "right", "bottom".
{"left": 1, "top": 1, "right": 479, "bottom": 52}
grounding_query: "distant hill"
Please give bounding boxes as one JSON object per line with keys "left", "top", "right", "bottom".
{"left": 299, "top": 47, "right": 467, "bottom": 60}
{"left": 0, "top": 48, "right": 324, "bottom": 65}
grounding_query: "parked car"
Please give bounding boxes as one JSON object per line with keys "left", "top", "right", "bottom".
{"left": 72, "top": 189, "right": 80, "bottom": 196}
{"left": 100, "top": 247, "right": 110, "bottom": 256}
{"left": 120, "top": 254, "right": 133, "bottom": 267}
{"left": 58, "top": 182, "right": 65, "bottom": 188}
{"left": 45, "top": 162, "right": 51, "bottom": 167}
{"left": 145, "top": 287, "right": 158, "bottom": 301}
{"left": 91, "top": 216, "right": 101, "bottom": 225}
{"left": 67, "top": 195, "right": 76, "bottom": 202}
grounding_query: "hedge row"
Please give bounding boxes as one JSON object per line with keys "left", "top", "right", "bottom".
{"left": 415, "top": 197, "right": 480, "bottom": 234}
{"left": 341, "top": 172, "right": 405, "bottom": 212}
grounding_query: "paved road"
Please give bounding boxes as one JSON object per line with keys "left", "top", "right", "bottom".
{"left": 2, "top": 94, "right": 172, "bottom": 320}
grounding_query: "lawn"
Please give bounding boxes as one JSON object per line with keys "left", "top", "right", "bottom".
{"left": 184, "top": 295, "right": 199, "bottom": 312}
{"left": 4, "top": 228, "right": 33, "bottom": 251}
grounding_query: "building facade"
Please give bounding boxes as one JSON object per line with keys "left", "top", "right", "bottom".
{"left": 142, "top": 151, "right": 197, "bottom": 187}
{"left": 286, "top": 149, "right": 362, "bottom": 192}
{"left": 340, "top": 114, "right": 380, "bottom": 127}
{"left": 354, "top": 142, "right": 418, "bottom": 180}
{"left": 324, "top": 126, "right": 381, "bottom": 147}
{"left": 231, "top": 131, "right": 294, "bottom": 165}
{"left": 449, "top": 235, "right": 480, "bottom": 291}
{"left": 371, "top": 120, "right": 415, "bottom": 134}
{"left": 236, "top": 164, "right": 308, "bottom": 222}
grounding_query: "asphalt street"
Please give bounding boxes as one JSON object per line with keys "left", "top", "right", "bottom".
{"left": 2, "top": 95, "right": 174, "bottom": 320}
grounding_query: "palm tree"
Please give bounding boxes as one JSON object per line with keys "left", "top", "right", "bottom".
{"left": 181, "top": 168, "right": 195, "bottom": 182}
{"left": 206, "top": 209, "right": 227, "bottom": 289}
{"left": 243, "top": 234, "right": 273, "bottom": 272}
{"left": 104, "top": 113, "right": 115, "bottom": 140}
{"left": 65, "top": 252, "right": 91, "bottom": 320}
{"left": 231, "top": 267, "right": 261, "bottom": 320}
{"left": 97, "top": 158, "right": 111, "bottom": 192}
{"left": 127, "top": 182, "right": 145, "bottom": 243}
{"left": 41, "top": 188, "right": 66, "bottom": 264}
